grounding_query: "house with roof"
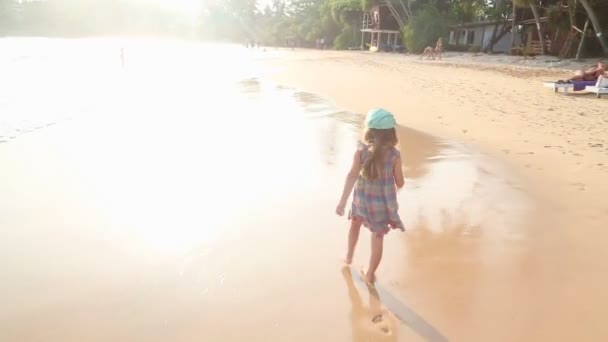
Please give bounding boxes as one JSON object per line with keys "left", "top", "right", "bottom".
{"left": 360, "top": 3, "right": 402, "bottom": 52}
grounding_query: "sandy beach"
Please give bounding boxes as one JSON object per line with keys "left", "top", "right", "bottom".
{"left": 2, "top": 40, "right": 608, "bottom": 341}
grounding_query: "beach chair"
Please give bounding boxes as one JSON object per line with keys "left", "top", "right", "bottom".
{"left": 543, "top": 80, "right": 596, "bottom": 95}
{"left": 586, "top": 76, "right": 608, "bottom": 98}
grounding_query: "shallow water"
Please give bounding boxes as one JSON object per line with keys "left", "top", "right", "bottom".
{"left": 1, "top": 39, "right": 536, "bottom": 341}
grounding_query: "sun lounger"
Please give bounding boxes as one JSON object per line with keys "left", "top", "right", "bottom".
{"left": 586, "top": 76, "right": 608, "bottom": 98}
{"left": 543, "top": 80, "right": 596, "bottom": 95}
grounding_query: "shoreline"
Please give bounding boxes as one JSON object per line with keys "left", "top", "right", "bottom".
{"left": 265, "top": 47, "right": 603, "bottom": 72}
{"left": 264, "top": 48, "right": 608, "bottom": 194}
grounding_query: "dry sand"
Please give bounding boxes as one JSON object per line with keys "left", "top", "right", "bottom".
{"left": 266, "top": 50, "right": 608, "bottom": 340}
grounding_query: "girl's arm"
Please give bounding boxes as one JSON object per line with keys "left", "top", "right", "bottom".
{"left": 393, "top": 155, "right": 405, "bottom": 189}
{"left": 336, "top": 150, "right": 362, "bottom": 216}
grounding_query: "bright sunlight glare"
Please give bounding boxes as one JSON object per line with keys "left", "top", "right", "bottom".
{"left": 146, "top": 0, "right": 202, "bottom": 13}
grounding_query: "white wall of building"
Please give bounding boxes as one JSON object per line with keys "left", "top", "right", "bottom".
{"left": 449, "top": 23, "right": 522, "bottom": 53}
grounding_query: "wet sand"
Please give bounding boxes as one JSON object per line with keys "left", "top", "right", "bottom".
{"left": 0, "top": 72, "right": 462, "bottom": 341}
{"left": 2, "top": 40, "right": 608, "bottom": 341}
{"left": 0, "top": 111, "right": 524, "bottom": 342}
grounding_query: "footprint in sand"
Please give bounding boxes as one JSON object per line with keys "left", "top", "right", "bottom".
{"left": 569, "top": 182, "right": 586, "bottom": 191}
{"left": 371, "top": 313, "right": 392, "bottom": 335}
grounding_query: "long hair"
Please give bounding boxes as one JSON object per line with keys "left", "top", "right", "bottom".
{"left": 360, "top": 128, "right": 398, "bottom": 180}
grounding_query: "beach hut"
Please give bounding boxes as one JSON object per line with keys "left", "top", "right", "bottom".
{"left": 448, "top": 15, "right": 566, "bottom": 55}
{"left": 360, "top": 4, "right": 401, "bottom": 52}
{"left": 448, "top": 19, "right": 522, "bottom": 53}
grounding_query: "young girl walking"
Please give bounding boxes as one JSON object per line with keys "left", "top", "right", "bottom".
{"left": 336, "top": 108, "right": 405, "bottom": 284}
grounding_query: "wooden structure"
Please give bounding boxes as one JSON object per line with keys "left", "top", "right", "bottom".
{"left": 516, "top": 16, "right": 553, "bottom": 55}
{"left": 361, "top": 5, "right": 401, "bottom": 52}
{"left": 508, "top": 1, "right": 608, "bottom": 58}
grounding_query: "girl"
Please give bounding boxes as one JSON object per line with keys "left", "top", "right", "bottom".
{"left": 336, "top": 108, "right": 405, "bottom": 284}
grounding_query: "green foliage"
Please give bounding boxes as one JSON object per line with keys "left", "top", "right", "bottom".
{"left": 333, "top": 24, "right": 357, "bottom": 49}
{"left": 360, "top": 0, "right": 379, "bottom": 11}
{"left": 484, "top": 0, "right": 511, "bottom": 20}
{"left": 330, "top": 0, "right": 361, "bottom": 25}
{"left": 547, "top": 4, "right": 570, "bottom": 32}
{"left": 402, "top": 5, "right": 447, "bottom": 53}
{"left": 2, "top": 0, "right": 604, "bottom": 56}
{"left": 255, "top": 0, "right": 342, "bottom": 46}
{"left": 512, "top": 0, "right": 533, "bottom": 8}
{"left": 448, "top": 0, "right": 486, "bottom": 23}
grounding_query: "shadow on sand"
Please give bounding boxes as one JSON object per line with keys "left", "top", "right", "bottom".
{"left": 342, "top": 266, "right": 448, "bottom": 342}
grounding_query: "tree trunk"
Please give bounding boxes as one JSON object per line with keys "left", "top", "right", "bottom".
{"left": 578, "top": 0, "right": 608, "bottom": 56}
{"left": 485, "top": 23, "right": 500, "bottom": 53}
{"left": 575, "top": 19, "right": 589, "bottom": 60}
{"left": 383, "top": 0, "right": 404, "bottom": 29}
{"left": 395, "top": 0, "right": 412, "bottom": 22}
{"left": 529, "top": 4, "right": 546, "bottom": 54}
{"left": 487, "top": 23, "right": 511, "bottom": 53}
{"left": 510, "top": 3, "right": 517, "bottom": 51}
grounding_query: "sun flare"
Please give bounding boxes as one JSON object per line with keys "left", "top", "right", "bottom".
{"left": 147, "top": 0, "right": 202, "bottom": 13}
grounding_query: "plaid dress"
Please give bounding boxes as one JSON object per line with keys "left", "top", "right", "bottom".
{"left": 349, "top": 142, "right": 404, "bottom": 235}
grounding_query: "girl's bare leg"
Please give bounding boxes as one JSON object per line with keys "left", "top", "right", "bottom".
{"left": 363, "top": 233, "right": 384, "bottom": 284}
{"left": 345, "top": 220, "right": 362, "bottom": 265}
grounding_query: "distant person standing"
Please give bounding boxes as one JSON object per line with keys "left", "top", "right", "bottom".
{"left": 321, "top": 38, "right": 326, "bottom": 50}
{"left": 434, "top": 38, "right": 443, "bottom": 60}
{"left": 120, "top": 47, "right": 125, "bottom": 68}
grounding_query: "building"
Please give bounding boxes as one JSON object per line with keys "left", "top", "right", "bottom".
{"left": 448, "top": 19, "right": 522, "bottom": 53}
{"left": 360, "top": 4, "right": 402, "bottom": 52}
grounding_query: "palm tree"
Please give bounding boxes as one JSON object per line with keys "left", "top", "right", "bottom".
{"left": 513, "top": 0, "right": 546, "bottom": 54}
{"left": 578, "top": 0, "right": 608, "bottom": 56}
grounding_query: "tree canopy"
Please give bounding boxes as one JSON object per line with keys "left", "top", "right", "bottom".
{"left": 0, "top": 0, "right": 606, "bottom": 55}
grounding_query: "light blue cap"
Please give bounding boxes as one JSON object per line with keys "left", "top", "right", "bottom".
{"left": 365, "top": 108, "right": 396, "bottom": 129}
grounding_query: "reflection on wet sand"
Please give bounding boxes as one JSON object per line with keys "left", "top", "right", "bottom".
{"left": 294, "top": 88, "right": 536, "bottom": 340}
{"left": 343, "top": 265, "right": 452, "bottom": 342}
{"left": 341, "top": 266, "right": 399, "bottom": 342}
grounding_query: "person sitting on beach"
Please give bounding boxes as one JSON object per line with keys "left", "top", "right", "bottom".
{"left": 434, "top": 37, "right": 443, "bottom": 60}
{"left": 562, "top": 61, "right": 606, "bottom": 82}
{"left": 336, "top": 108, "right": 405, "bottom": 284}
{"left": 420, "top": 46, "right": 435, "bottom": 60}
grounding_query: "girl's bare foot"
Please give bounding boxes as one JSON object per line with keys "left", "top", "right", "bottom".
{"left": 343, "top": 256, "right": 353, "bottom": 265}
{"left": 360, "top": 268, "right": 376, "bottom": 285}
{"left": 341, "top": 264, "right": 351, "bottom": 278}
